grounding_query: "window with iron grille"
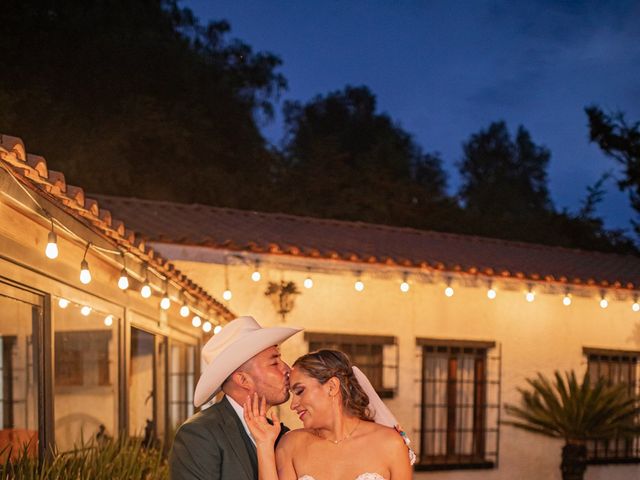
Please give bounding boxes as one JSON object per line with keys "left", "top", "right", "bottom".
{"left": 169, "top": 341, "right": 196, "bottom": 429}
{"left": 415, "top": 339, "right": 500, "bottom": 471}
{"left": 305, "top": 332, "right": 398, "bottom": 398}
{"left": 584, "top": 347, "right": 640, "bottom": 464}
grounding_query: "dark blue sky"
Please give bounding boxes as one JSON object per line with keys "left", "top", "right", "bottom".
{"left": 187, "top": 0, "right": 640, "bottom": 231}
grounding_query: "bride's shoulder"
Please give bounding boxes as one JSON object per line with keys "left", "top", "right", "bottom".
{"left": 361, "top": 422, "right": 406, "bottom": 447}
{"left": 278, "top": 428, "right": 317, "bottom": 450}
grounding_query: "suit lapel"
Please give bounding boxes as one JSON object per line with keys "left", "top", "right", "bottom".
{"left": 219, "top": 397, "right": 257, "bottom": 480}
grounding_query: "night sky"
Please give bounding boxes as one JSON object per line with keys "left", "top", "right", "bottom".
{"left": 187, "top": 0, "right": 640, "bottom": 232}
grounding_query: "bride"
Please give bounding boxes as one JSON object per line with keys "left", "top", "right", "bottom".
{"left": 244, "top": 349, "right": 413, "bottom": 480}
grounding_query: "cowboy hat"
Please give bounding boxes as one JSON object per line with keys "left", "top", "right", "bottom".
{"left": 193, "top": 316, "right": 302, "bottom": 407}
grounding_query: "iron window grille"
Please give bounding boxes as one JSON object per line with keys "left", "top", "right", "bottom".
{"left": 584, "top": 347, "right": 640, "bottom": 464}
{"left": 304, "top": 332, "right": 398, "bottom": 398}
{"left": 168, "top": 341, "right": 195, "bottom": 429}
{"left": 415, "top": 339, "right": 501, "bottom": 471}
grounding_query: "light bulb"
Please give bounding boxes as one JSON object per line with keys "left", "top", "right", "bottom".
{"left": 202, "top": 321, "right": 212, "bottom": 333}
{"left": 80, "top": 305, "right": 91, "bottom": 316}
{"left": 58, "top": 298, "right": 70, "bottom": 309}
{"left": 251, "top": 270, "right": 261, "bottom": 282}
{"left": 445, "top": 286, "right": 454, "bottom": 297}
{"left": 192, "top": 315, "right": 202, "bottom": 328}
{"left": 633, "top": 302, "right": 640, "bottom": 312}
{"left": 400, "top": 281, "right": 410, "bottom": 293}
{"left": 354, "top": 280, "right": 364, "bottom": 292}
{"left": 223, "top": 289, "right": 232, "bottom": 301}
{"left": 140, "top": 283, "right": 152, "bottom": 298}
{"left": 160, "top": 295, "right": 171, "bottom": 310}
{"left": 118, "top": 269, "right": 129, "bottom": 290}
{"left": 563, "top": 295, "right": 572, "bottom": 306}
{"left": 45, "top": 231, "right": 59, "bottom": 259}
{"left": 180, "top": 304, "right": 189, "bottom": 317}
{"left": 304, "top": 277, "right": 313, "bottom": 289}
{"left": 600, "top": 298, "right": 608, "bottom": 309}
{"left": 526, "top": 291, "right": 535, "bottom": 302}
{"left": 214, "top": 325, "right": 222, "bottom": 335}
{"left": 487, "top": 288, "right": 496, "bottom": 300}
{"left": 79, "top": 259, "right": 92, "bottom": 284}
{"left": 104, "top": 315, "right": 114, "bottom": 327}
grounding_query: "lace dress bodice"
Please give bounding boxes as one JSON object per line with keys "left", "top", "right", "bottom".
{"left": 298, "top": 475, "right": 385, "bottom": 480}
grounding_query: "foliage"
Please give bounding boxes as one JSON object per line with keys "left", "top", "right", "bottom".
{"left": 0, "top": 436, "right": 167, "bottom": 480}
{"left": 504, "top": 370, "right": 640, "bottom": 442}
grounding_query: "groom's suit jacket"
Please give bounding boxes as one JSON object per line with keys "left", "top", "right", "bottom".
{"left": 169, "top": 396, "right": 288, "bottom": 480}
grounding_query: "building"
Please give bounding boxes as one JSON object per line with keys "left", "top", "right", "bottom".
{"left": 95, "top": 194, "right": 640, "bottom": 480}
{"left": 0, "top": 135, "right": 232, "bottom": 459}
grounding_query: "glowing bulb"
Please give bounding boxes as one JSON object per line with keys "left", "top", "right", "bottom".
{"left": 79, "top": 259, "right": 92, "bottom": 284}
{"left": 104, "top": 315, "right": 113, "bottom": 327}
{"left": 58, "top": 298, "right": 70, "bottom": 309}
{"left": 400, "top": 281, "right": 410, "bottom": 293}
{"left": 192, "top": 315, "right": 202, "bottom": 328}
{"left": 354, "top": 280, "right": 364, "bottom": 292}
{"left": 487, "top": 288, "right": 496, "bottom": 300}
{"left": 444, "top": 286, "right": 454, "bottom": 297}
{"left": 526, "top": 291, "right": 535, "bottom": 302}
{"left": 633, "top": 302, "right": 640, "bottom": 312}
{"left": 80, "top": 305, "right": 91, "bottom": 316}
{"left": 563, "top": 295, "right": 572, "bottom": 306}
{"left": 223, "top": 289, "right": 232, "bottom": 301}
{"left": 45, "top": 231, "right": 59, "bottom": 259}
{"left": 160, "top": 295, "right": 171, "bottom": 310}
{"left": 118, "top": 269, "right": 129, "bottom": 290}
{"left": 251, "top": 270, "right": 261, "bottom": 282}
{"left": 214, "top": 325, "right": 222, "bottom": 335}
{"left": 600, "top": 298, "right": 608, "bottom": 309}
{"left": 140, "top": 283, "right": 152, "bottom": 299}
{"left": 180, "top": 304, "right": 189, "bottom": 317}
{"left": 303, "top": 277, "right": 313, "bottom": 289}
{"left": 202, "top": 321, "right": 212, "bottom": 333}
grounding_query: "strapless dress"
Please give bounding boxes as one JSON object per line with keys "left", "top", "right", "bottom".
{"left": 298, "top": 475, "right": 385, "bottom": 480}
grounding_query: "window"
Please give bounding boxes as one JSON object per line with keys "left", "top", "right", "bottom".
{"left": 416, "top": 339, "right": 500, "bottom": 471}
{"left": 169, "top": 341, "right": 195, "bottom": 430}
{"left": 305, "top": 333, "right": 397, "bottom": 398}
{"left": 584, "top": 347, "right": 640, "bottom": 463}
{"left": 55, "top": 331, "right": 112, "bottom": 387}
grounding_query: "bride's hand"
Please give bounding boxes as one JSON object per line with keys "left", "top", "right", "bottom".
{"left": 243, "top": 393, "right": 281, "bottom": 448}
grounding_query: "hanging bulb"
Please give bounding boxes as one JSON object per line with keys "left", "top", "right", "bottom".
{"left": 354, "top": 280, "right": 364, "bottom": 292}
{"left": 444, "top": 286, "right": 454, "bottom": 297}
{"left": 180, "top": 303, "right": 189, "bottom": 317}
{"left": 304, "top": 276, "right": 314, "bottom": 289}
{"left": 223, "top": 289, "right": 232, "bottom": 301}
{"left": 600, "top": 298, "right": 608, "bottom": 309}
{"left": 400, "top": 281, "right": 410, "bottom": 293}
{"left": 140, "top": 283, "right": 152, "bottom": 299}
{"left": 58, "top": 298, "right": 70, "bottom": 309}
{"left": 526, "top": 291, "right": 535, "bottom": 302}
{"left": 487, "top": 288, "right": 496, "bottom": 300}
{"left": 632, "top": 302, "right": 640, "bottom": 312}
{"left": 104, "top": 315, "right": 114, "bottom": 327}
{"left": 202, "top": 321, "right": 212, "bottom": 333}
{"left": 118, "top": 269, "right": 129, "bottom": 290}
{"left": 160, "top": 295, "right": 171, "bottom": 310}
{"left": 251, "top": 270, "right": 261, "bottom": 282}
{"left": 45, "top": 231, "right": 59, "bottom": 259}
{"left": 79, "top": 259, "right": 92, "bottom": 284}
{"left": 80, "top": 305, "right": 92, "bottom": 316}
{"left": 191, "top": 315, "right": 202, "bottom": 328}
{"left": 563, "top": 294, "right": 572, "bottom": 306}
{"left": 214, "top": 325, "right": 222, "bottom": 335}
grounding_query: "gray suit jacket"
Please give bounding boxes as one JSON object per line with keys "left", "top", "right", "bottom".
{"left": 169, "top": 397, "right": 287, "bottom": 480}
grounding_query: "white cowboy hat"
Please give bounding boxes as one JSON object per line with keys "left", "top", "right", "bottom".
{"left": 193, "top": 316, "right": 302, "bottom": 408}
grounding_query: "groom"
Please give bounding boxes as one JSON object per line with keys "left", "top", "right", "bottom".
{"left": 170, "top": 316, "right": 302, "bottom": 480}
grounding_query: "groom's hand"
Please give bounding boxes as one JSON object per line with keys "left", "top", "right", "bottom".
{"left": 243, "top": 393, "right": 281, "bottom": 448}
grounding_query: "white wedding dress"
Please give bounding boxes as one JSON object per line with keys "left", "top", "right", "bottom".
{"left": 298, "top": 475, "right": 385, "bottom": 480}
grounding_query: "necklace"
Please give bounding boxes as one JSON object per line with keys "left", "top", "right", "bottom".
{"left": 315, "top": 420, "right": 361, "bottom": 444}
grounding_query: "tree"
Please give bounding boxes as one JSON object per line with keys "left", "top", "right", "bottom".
{"left": 505, "top": 371, "right": 640, "bottom": 480}
{"left": 277, "top": 85, "right": 458, "bottom": 230}
{"left": 586, "top": 106, "right": 640, "bottom": 235}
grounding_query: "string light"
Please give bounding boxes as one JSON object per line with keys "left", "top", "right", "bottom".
{"left": 223, "top": 261, "right": 232, "bottom": 300}
{"left": 140, "top": 265, "right": 151, "bottom": 298}
{"left": 202, "top": 321, "right": 212, "bottom": 333}
{"left": 78, "top": 242, "right": 92, "bottom": 284}
{"left": 633, "top": 302, "right": 640, "bottom": 312}
{"left": 354, "top": 279, "right": 364, "bottom": 292}
{"left": 104, "top": 315, "right": 114, "bottom": 326}
{"left": 400, "top": 273, "right": 409, "bottom": 293}
{"left": 45, "top": 218, "right": 58, "bottom": 259}
{"left": 214, "top": 325, "right": 222, "bottom": 335}
{"left": 599, "top": 297, "right": 608, "bottom": 309}
{"left": 563, "top": 294, "right": 572, "bottom": 306}
{"left": 180, "top": 302, "right": 190, "bottom": 317}
{"left": 487, "top": 281, "right": 496, "bottom": 300}
{"left": 222, "top": 289, "right": 232, "bottom": 301}
{"left": 251, "top": 261, "right": 261, "bottom": 282}
{"left": 525, "top": 289, "right": 535, "bottom": 302}
{"left": 192, "top": 315, "right": 202, "bottom": 328}
{"left": 444, "top": 285, "right": 454, "bottom": 297}
{"left": 80, "top": 305, "right": 92, "bottom": 316}
{"left": 118, "top": 254, "right": 129, "bottom": 290}
{"left": 58, "top": 298, "right": 70, "bottom": 308}
{"left": 160, "top": 294, "right": 171, "bottom": 310}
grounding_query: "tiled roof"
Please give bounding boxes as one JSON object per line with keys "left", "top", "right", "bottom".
{"left": 92, "top": 195, "right": 640, "bottom": 290}
{"left": 0, "top": 134, "right": 232, "bottom": 319}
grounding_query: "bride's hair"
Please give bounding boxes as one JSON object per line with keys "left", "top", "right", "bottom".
{"left": 293, "top": 349, "right": 374, "bottom": 421}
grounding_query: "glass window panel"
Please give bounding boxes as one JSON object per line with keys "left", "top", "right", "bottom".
{"left": 0, "top": 291, "right": 40, "bottom": 461}
{"left": 169, "top": 342, "right": 195, "bottom": 431}
{"left": 53, "top": 301, "right": 117, "bottom": 451}
{"left": 130, "top": 328, "right": 155, "bottom": 441}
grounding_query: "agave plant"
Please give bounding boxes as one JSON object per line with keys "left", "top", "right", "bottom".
{"left": 505, "top": 370, "right": 640, "bottom": 480}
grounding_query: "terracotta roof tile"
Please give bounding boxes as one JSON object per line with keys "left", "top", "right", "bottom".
{"left": 90, "top": 195, "right": 640, "bottom": 290}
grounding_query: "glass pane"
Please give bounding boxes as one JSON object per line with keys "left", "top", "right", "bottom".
{"left": 53, "top": 301, "right": 117, "bottom": 451}
{"left": 0, "top": 293, "right": 39, "bottom": 461}
{"left": 156, "top": 337, "right": 166, "bottom": 442}
{"left": 169, "top": 342, "right": 195, "bottom": 432}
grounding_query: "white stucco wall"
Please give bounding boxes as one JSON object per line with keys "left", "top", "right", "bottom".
{"left": 168, "top": 252, "right": 640, "bottom": 480}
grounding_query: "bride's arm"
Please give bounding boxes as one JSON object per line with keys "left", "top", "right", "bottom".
{"left": 386, "top": 430, "right": 413, "bottom": 480}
